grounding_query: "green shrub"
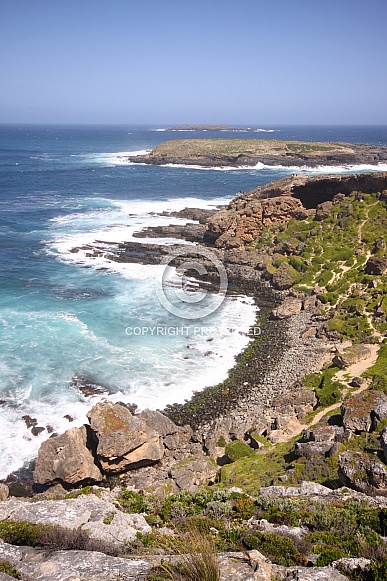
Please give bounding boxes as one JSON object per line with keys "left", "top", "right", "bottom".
{"left": 225, "top": 440, "right": 255, "bottom": 461}
{"left": 0, "top": 560, "right": 22, "bottom": 579}
{"left": 243, "top": 532, "right": 306, "bottom": 566}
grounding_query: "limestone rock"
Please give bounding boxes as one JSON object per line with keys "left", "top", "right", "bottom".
{"left": 87, "top": 401, "right": 164, "bottom": 473}
{"left": 299, "top": 481, "right": 332, "bottom": 496}
{"left": 295, "top": 441, "right": 336, "bottom": 459}
{"left": 0, "top": 494, "right": 151, "bottom": 544}
{"left": 218, "top": 550, "right": 273, "bottom": 580}
{"left": 338, "top": 451, "right": 387, "bottom": 495}
{"left": 315, "top": 200, "right": 333, "bottom": 221}
{"left": 271, "top": 298, "right": 303, "bottom": 319}
{"left": 0, "top": 573, "right": 15, "bottom": 581}
{"left": 170, "top": 455, "right": 218, "bottom": 492}
{"left": 341, "top": 391, "right": 387, "bottom": 433}
{"left": 332, "top": 558, "right": 371, "bottom": 573}
{"left": 281, "top": 567, "right": 349, "bottom": 580}
{"left": 0, "top": 483, "right": 9, "bottom": 501}
{"left": 0, "top": 539, "right": 152, "bottom": 581}
{"left": 333, "top": 345, "right": 371, "bottom": 370}
{"left": 271, "top": 264, "right": 300, "bottom": 291}
{"left": 33, "top": 425, "right": 102, "bottom": 486}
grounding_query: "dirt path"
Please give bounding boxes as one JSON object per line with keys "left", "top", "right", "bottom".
{"left": 272, "top": 343, "right": 380, "bottom": 443}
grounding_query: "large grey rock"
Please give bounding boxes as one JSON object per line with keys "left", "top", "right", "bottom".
{"left": 338, "top": 451, "right": 387, "bottom": 495}
{"left": 0, "top": 539, "right": 152, "bottom": 581}
{"left": 341, "top": 391, "right": 387, "bottom": 433}
{"left": 139, "top": 409, "right": 180, "bottom": 450}
{"left": 299, "top": 481, "right": 332, "bottom": 496}
{"left": 87, "top": 401, "right": 164, "bottom": 473}
{"left": 332, "top": 557, "right": 371, "bottom": 573}
{"left": 248, "top": 518, "right": 308, "bottom": 542}
{"left": 0, "top": 494, "right": 151, "bottom": 544}
{"left": 295, "top": 441, "right": 336, "bottom": 459}
{"left": 0, "top": 574, "right": 16, "bottom": 581}
{"left": 218, "top": 550, "right": 272, "bottom": 580}
{"left": 170, "top": 455, "right": 218, "bottom": 492}
{"left": 282, "top": 567, "right": 349, "bottom": 580}
{"left": 33, "top": 425, "right": 102, "bottom": 486}
{"left": 365, "top": 256, "right": 387, "bottom": 275}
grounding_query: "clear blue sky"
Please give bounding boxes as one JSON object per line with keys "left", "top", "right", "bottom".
{"left": 0, "top": 0, "right": 386, "bottom": 124}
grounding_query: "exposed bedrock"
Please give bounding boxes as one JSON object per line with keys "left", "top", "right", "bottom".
{"left": 205, "top": 172, "right": 387, "bottom": 246}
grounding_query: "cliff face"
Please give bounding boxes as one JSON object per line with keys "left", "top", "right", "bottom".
{"left": 205, "top": 171, "right": 387, "bottom": 247}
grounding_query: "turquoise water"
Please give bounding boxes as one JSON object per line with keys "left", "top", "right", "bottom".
{"left": 1, "top": 124, "right": 387, "bottom": 478}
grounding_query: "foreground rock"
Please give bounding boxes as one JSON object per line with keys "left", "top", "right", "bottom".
{"left": 33, "top": 425, "right": 102, "bottom": 486}
{"left": 0, "top": 494, "right": 151, "bottom": 545}
{"left": 0, "top": 539, "right": 152, "bottom": 581}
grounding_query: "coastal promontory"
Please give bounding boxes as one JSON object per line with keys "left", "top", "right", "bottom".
{"left": 122, "top": 138, "right": 387, "bottom": 167}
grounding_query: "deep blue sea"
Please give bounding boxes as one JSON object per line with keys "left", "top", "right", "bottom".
{"left": 1, "top": 124, "right": 387, "bottom": 478}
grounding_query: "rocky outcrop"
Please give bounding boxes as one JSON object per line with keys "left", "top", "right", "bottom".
{"left": 332, "top": 345, "right": 372, "bottom": 370}
{"left": 271, "top": 298, "right": 303, "bottom": 319}
{"left": 205, "top": 172, "right": 387, "bottom": 248}
{"left": 280, "top": 567, "right": 349, "bottom": 580}
{"left": 87, "top": 401, "right": 164, "bottom": 473}
{"left": 33, "top": 425, "right": 102, "bottom": 486}
{"left": 341, "top": 391, "right": 387, "bottom": 433}
{"left": 338, "top": 451, "right": 387, "bottom": 495}
{"left": 206, "top": 195, "right": 304, "bottom": 246}
{"left": 0, "top": 538, "right": 152, "bottom": 581}
{"left": 0, "top": 494, "right": 151, "bottom": 545}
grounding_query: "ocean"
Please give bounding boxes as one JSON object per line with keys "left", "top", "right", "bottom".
{"left": 1, "top": 124, "right": 387, "bottom": 479}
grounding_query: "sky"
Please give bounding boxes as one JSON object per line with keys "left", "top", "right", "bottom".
{"left": 0, "top": 0, "right": 386, "bottom": 125}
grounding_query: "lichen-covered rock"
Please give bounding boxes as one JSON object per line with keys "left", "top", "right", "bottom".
{"left": 333, "top": 345, "right": 372, "bottom": 370}
{"left": 315, "top": 200, "right": 333, "bottom": 221}
{"left": 341, "top": 391, "right": 387, "bottom": 433}
{"left": 271, "top": 298, "right": 303, "bottom": 318}
{"left": 0, "top": 539, "right": 152, "bottom": 581}
{"left": 0, "top": 494, "right": 150, "bottom": 544}
{"left": 218, "top": 550, "right": 273, "bottom": 580}
{"left": 170, "top": 455, "right": 218, "bottom": 492}
{"left": 281, "top": 567, "right": 349, "bottom": 580}
{"left": 87, "top": 401, "right": 164, "bottom": 473}
{"left": 295, "top": 441, "right": 336, "bottom": 459}
{"left": 33, "top": 425, "right": 102, "bottom": 486}
{"left": 271, "top": 264, "right": 300, "bottom": 291}
{"left": 338, "top": 451, "right": 387, "bottom": 495}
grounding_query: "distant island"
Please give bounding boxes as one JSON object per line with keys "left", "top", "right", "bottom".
{"left": 166, "top": 124, "right": 257, "bottom": 131}
{"left": 122, "top": 137, "right": 387, "bottom": 168}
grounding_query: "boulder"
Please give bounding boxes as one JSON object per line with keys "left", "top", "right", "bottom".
{"left": 218, "top": 550, "right": 273, "bottom": 581}
{"left": 0, "top": 539, "right": 152, "bottom": 581}
{"left": 332, "top": 344, "right": 372, "bottom": 369}
{"left": 295, "top": 441, "right": 336, "bottom": 459}
{"left": 271, "top": 264, "right": 300, "bottom": 291}
{"left": 0, "top": 483, "right": 9, "bottom": 501}
{"left": 281, "top": 567, "right": 349, "bottom": 580}
{"left": 170, "top": 455, "right": 218, "bottom": 492}
{"left": 338, "top": 451, "right": 387, "bottom": 495}
{"left": 315, "top": 200, "right": 333, "bottom": 221}
{"left": 0, "top": 494, "right": 151, "bottom": 544}
{"left": 87, "top": 401, "right": 164, "bottom": 473}
{"left": 341, "top": 391, "right": 387, "bottom": 433}
{"left": 271, "top": 298, "right": 303, "bottom": 319}
{"left": 138, "top": 408, "right": 180, "bottom": 450}
{"left": 365, "top": 256, "right": 387, "bottom": 275}
{"left": 33, "top": 425, "right": 102, "bottom": 486}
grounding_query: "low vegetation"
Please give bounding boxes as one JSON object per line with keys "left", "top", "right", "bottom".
{"left": 149, "top": 138, "right": 351, "bottom": 159}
